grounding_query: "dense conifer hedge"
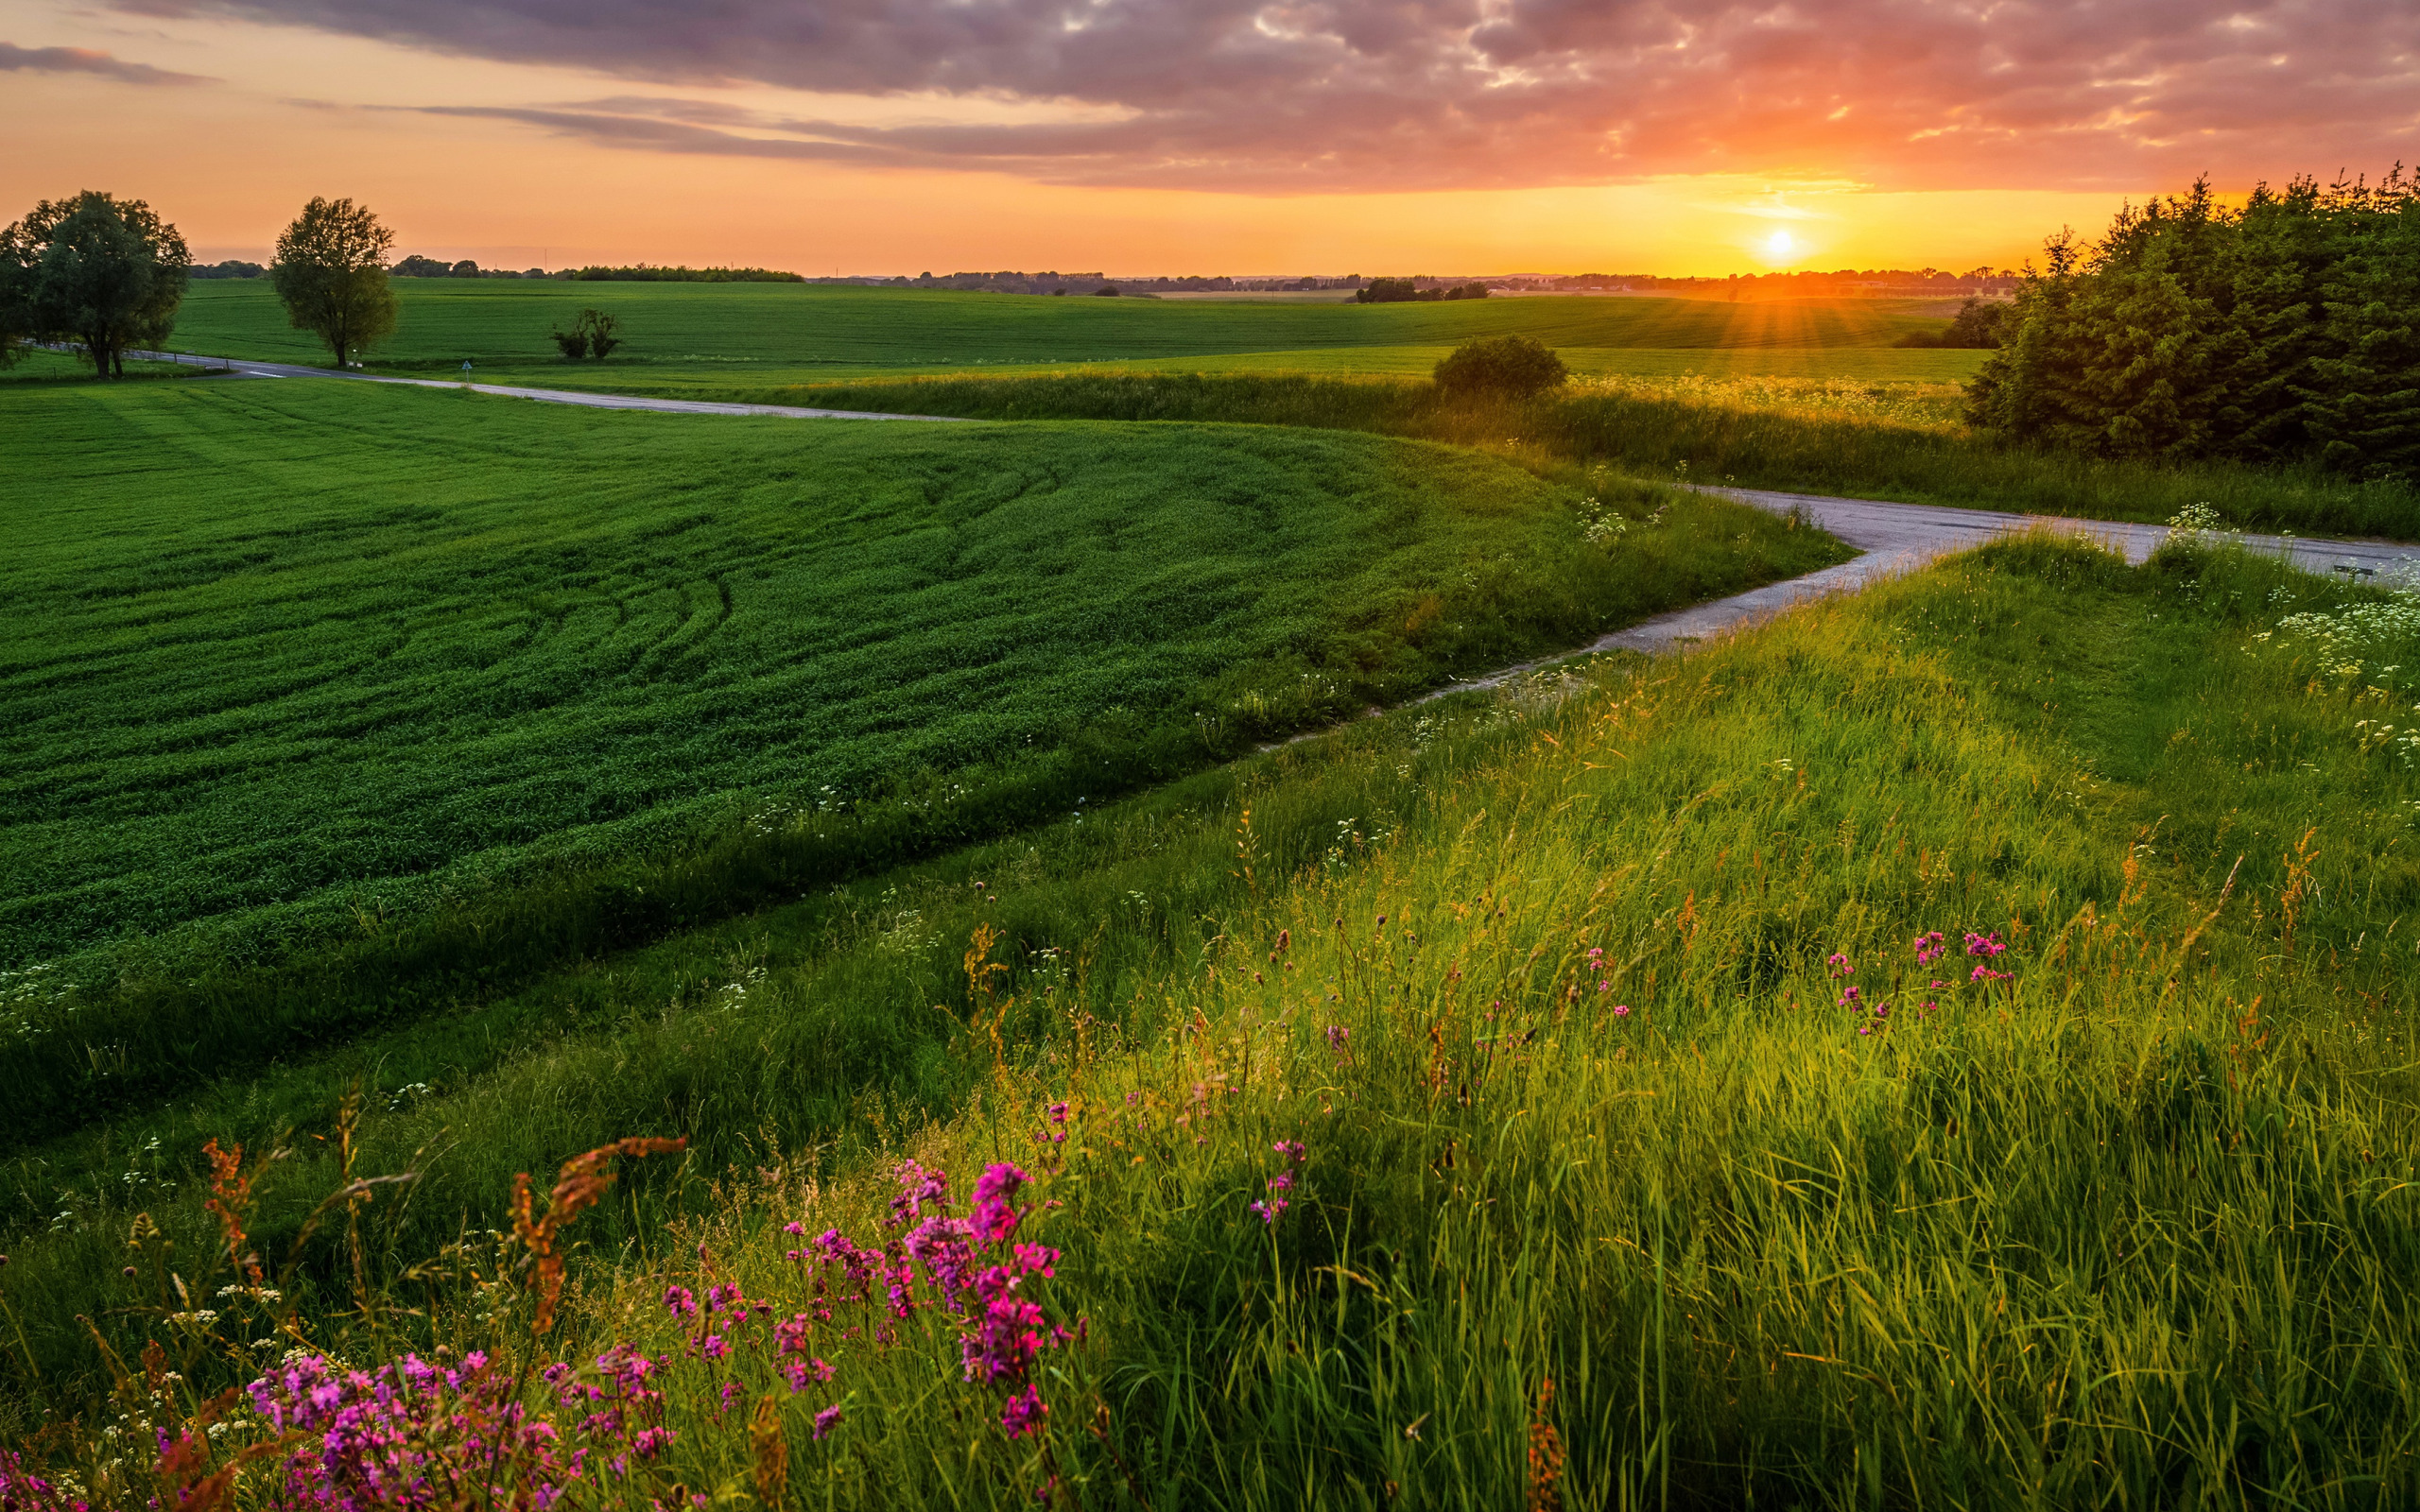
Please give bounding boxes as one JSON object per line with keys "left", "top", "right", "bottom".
{"left": 1967, "top": 173, "right": 2420, "bottom": 475}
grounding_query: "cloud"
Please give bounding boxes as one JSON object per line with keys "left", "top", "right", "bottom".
{"left": 0, "top": 40, "right": 210, "bottom": 83}
{"left": 116, "top": 0, "right": 2420, "bottom": 190}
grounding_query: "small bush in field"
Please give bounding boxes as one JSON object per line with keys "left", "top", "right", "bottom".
{"left": 548, "top": 307, "right": 619, "bottom": 359}
{"left": 1432, "top": 335, "right": 1567, "bottom": 401}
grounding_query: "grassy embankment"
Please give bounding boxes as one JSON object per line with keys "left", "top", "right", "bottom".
{"left": 0, "top": 377, "right": 1839, "bottom": 1375}
{"left": 10, "top": 534, "right": 2416, "bottom": 1507}
{"left": 165, "top": 281, "right": 2415, "bottom": 536}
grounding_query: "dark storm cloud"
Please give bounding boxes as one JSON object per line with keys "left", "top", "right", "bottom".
{"left": 120, "top": 0, "right": 2420, "bottom": 188}
{"left": 0, "top": 41, "right": 210, "bottom": 83}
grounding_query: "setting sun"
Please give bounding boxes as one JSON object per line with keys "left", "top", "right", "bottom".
{"left": 1762, "top": 229, "right": 1797, "bottom": 262}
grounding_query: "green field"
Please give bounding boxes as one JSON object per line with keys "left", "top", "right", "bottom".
{"left": 0, "top": 376, "right": 1841, "bottom": 1150}
{"left": 170, "top": 281, "right": 2420, "bottom": 537}
{"left": 13, "top": 532, "right": 2418, "bottom": 1508}
{"left": 13, "top": 264, "right": 2420, "bottom": 1511}
{"left": 478, "top": 343, "right": 1989, "bottom": 396}
{"left": 166, "top": 279, "right": 1961, "bottom": 386}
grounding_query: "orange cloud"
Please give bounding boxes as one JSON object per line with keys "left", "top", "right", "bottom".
{"left": 98, "top": 0, "right": 2420, "bottom": 191}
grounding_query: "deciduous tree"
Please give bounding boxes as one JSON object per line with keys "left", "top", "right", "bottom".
{"left": 0, "top": 222, "right": 30, "bottom": 368}
{"left": 271, "top": 197, "right": 399, "bottom": 369}
{"left": 0, "top": 191, "right": 190, "bottom": 377}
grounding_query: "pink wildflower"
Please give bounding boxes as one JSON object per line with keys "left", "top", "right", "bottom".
{"left": 1001, "top": 1384, "right": 1048, "bottom": 1439}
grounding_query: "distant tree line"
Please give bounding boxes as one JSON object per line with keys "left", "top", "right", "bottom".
{"left": 562, "top": 265, "right": 802, "bottom": 283}
{"left": 1514, "top": 268, "right": 2022, "bottom": 298}
{"left": 1967, "top": 172, "right": 2420, "bottom": 475}
{"left": 846, "top": 271, "right": 1378, "bottom": 296}
{"left": 1356, "top": 278, "right": 1490, "bottom": 303}
{"left": 392, "top": 255, "right": 549, "bottom": 279}
{"left": 882, "top": 271, "right": 1120, "bottom": 295}
{"left": 192, "top": 259, "right": 267, "bottom": 280}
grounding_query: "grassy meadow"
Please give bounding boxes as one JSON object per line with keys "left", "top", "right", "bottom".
{"left": 9, "top": 531, "right": 2417, "bottom": 1508}
{"left": 0, "top": 375, "right": 1839, "bottom": 1177}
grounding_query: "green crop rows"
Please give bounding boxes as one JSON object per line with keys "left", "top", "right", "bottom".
{"left": 0, "top": 377, "right": 1829, "bottom": 985}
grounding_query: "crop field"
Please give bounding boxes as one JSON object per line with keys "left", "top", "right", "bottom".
{"left": 1106, "top": 342, "right": 1991, "bottom": 382}
{"left": 10, "top": 528, "right": 2419, "bottom": 1507}
{"left": 457, "top": 344, "right": 1989, "bottom": 398}
{"left": 166, "top": 279, "right": 1957, "bottom": 385}
{"left": 0, "top": 375, "right": 1841, "bottom": 1147}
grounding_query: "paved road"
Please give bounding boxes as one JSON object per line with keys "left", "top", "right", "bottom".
{"left": 1419, "top": 487, "right": 2420, "bottom": 698}
{"left": 121, "top": 347, "right": 971, "bottom": 422}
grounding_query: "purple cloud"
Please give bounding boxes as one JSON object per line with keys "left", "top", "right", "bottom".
{"left": 114, "top": 0, "right": 2420, "bottom": 189}
{"left": 0, "top": 41, "right": 210, "bottom": 84}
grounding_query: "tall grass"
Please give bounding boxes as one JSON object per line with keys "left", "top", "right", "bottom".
{"left": 735, "top": 370, "right": 2420, "bottom": 538}
{"left": 11, "top": 538, "right": 2416, "bottom": 1507}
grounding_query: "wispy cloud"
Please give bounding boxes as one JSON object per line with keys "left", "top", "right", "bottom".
{"left": 112, "top": 0, "right": 2420, "bottom": 190}
{"left": 0, "top": 40, "right": 211, "bottom": 84}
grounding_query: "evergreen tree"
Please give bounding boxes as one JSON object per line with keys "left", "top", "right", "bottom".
{"left": 1966, "top": 169, "right": 2420, "bottom": 477}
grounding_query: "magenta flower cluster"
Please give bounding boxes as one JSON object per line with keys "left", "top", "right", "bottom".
{"left": 1964, "top": 931, "right": 2013, "bottom": 983}
{"left": 0, "top": 1447, "right": 85, "bottom": 1512}
{"left": 1829, "top": 928, "right": 2020, "bottom": 1035}
{"left": 886, "top": 1160, "right": 1077, "bottom": 1439}
{"left": 1578, "top": 945, "right": 1634, "bottom": 1019}
{"left": 239, "top": 1345, "right": 674, "bottom": 1510}
{"left": 1250, "top": 1141, "right": 1310, "bottom": 1226}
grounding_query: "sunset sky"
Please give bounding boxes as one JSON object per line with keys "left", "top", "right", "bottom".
{"left": 6, "top": 0, "right": 2416, "bottom": 275}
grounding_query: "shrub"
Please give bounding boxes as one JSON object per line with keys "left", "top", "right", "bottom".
{"left": 583, "top": 308, "right": 620, "bottom": 359}
{"left": 1431, "top": 334, "right": 1568, "bottom": 400}
{"left": 547, "top": 308, "right": 620, "bottom": 359}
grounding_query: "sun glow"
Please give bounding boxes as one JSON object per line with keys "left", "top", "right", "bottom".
{"left": 1762, "top": 229, "right": 1797, "bottom": 262}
